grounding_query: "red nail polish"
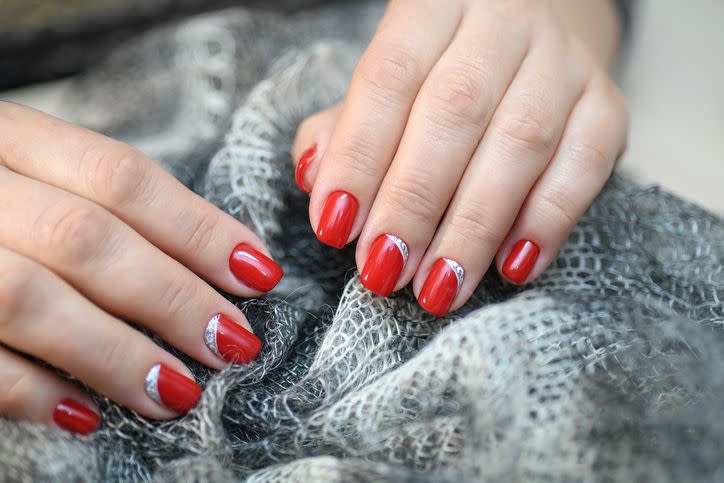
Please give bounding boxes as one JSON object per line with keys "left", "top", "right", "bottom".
{"left": 145, "top": 364, "right": 202, "bottom": 413}
{"left": 295, "top": 144, "right": 317, "bottom": 193}
{"left": 316, "top": 191, "right": 359, "bottom": 248}
{"left": 501, "top": 240, "right": 540, "bottom": 284}
{"left": 205, "top": 314, "right": 261, "bottom": 364}
{"left": 360, "top": 234, "right": 408, "bottom": 297}
{"left": 229, "top": 243, "right": 284, "bottom": 293}
{"left": 53, "top": 399, "right": 100, "bottom": 435}
{"left": 419, "top": 258, "right": 464, "bottom": 316}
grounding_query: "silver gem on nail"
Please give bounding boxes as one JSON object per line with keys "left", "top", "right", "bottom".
{"left": 145, "top": 364, "right": 161, "bottom": 405}
{"left": 204, "top": 314, "right": 221, "bottom": 358}
{"left": 443, "top": 258, "right": 465, "bottom": 289}
{"left": 385, "top": 234, "right": 408, "bottom": 264}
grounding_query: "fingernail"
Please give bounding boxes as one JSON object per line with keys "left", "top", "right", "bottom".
{"left": 229, "top": 243, "right": 284, "bottom": 293}
{"left": 419, "top": 258, "right": 464, "bottom": 316}
{"left": 53, "top": 398, "right": 100, "bottom": 435}
{"left": 501, "top": 240, "right": 540, "bottom": 284}
{"left": 205, "top": 314, "right": 262, "bottom": 364}
{"left": 295, "top": 144, "right": 317, "bottom": 193}
{"left": 361, "top": 234, "right": 408, "bottom": 297}
{"left": 145, "top": 364, "right": 202, "bottom": 413}
{"left": 316, "top": 191, "right": 359, "bottom": 249}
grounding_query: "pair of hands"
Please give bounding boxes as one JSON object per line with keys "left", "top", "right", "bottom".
{"left": 0, "top": 0, "right": 627, "bottom": 435}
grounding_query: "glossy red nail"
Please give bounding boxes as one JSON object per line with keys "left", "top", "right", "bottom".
{"left": 229, "top": 243, "right": 284, "bottom": 293}
{"left": 419, "top": 258, "right": 464, "bottom": 316}
{"left": 145, "top": 364, "right": 202, "bottom": 413}
{"left": 53, "top": 399, "right": 100, "bottom": 435}
{"left": 361, "top": 234, "right": 408, "bottom": 297}
{"left": 205, "top": 314, "right": 261, "bottom": 364}
{"left": 501, "top": 240, "right": 540, "bottom": 284}
{"left": 295, "top": 144, "right": 317, "bottom": 193}
{"left": 316, "top": 191, "right": 359, "bottom": 248}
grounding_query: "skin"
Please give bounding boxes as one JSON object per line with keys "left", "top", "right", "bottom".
{"left": 0, "top": 0, "right": 628, "bottom": 431}
{"left": 0, "top": 103, "right": 274, "bottom": 425}
{"left": 293, "top": 0, "right": 628, "bottom": 309}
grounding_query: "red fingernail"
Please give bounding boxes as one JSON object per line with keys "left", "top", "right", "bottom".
{"left": 53, "top": 399, "right": 100, "bottom": 435}
{"left": 316, "top": 191, "right": 359, "bottom": 248}
{"left": 501, "top": 240, "right": 540, "bottom": 284}
{"left": 295, "top": 144, "right": 317, "bottom": 193}
{"left": 229, "top": 243, "right": 284, "bottom": 293}
{"left": 145, "top": 364, "right": 202, "bottom": 413}
{"left": 419, "top": 258, "right": 464, "bottom": 317}
{"left": 205, "top": 314, "right": 261, "bottom": 364}
{"left": 361, "top": 234, "right": 408, "bottom": 297}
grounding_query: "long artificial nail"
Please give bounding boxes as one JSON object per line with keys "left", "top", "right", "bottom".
{"left": 360, "top": 234, "right": 408, "bottom": 297}
{"left": 53, "top": 399, "right": 100, "bottom": 435}
{"left": 419, "top": 258, "right": 464, "bottom": 316}
{"left": 145, "top": 364, "right": 202, "bottom": 413}
{"left": 295, "top": 144, "right": 317, "bottom": 193}
{"left": 316, "top": 191, "right": 359, "bottom": 248}
{"left": 501, "top": 240, "right": 540, "bottom": 284}
{"left": 205, "top": 314, "right": 262, "bottom": 364}
{"left": 229, "top": 243, "right": 284, "bottom": 292}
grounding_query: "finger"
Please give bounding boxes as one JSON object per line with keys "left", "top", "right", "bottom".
{"left": 292, "top": 104, "right": 341, "bottom": 193}
{"left": 413, "top": 23, "right": 586, "bottom": 315}
{"left": 0, "top": 168, "right": 262, "bottom": 370}
{"left": 0, "top": 248, "right": 199, "bottom": 419}
{"left": 0, "top": 346, "right": 100, "bottom": 435}
{"left": 0, "top": 102, "right": 283, "bottom": 297}
{"left": 357, "top": 2, "right": 532, "bottom": 297}
{"left": 308, "top": 0, "right": 463, "bottom": 248}
{"left": 496, "top": 75, "right": 628, "bottom": 284}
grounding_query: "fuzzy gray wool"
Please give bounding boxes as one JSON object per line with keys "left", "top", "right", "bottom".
{"left": 1, "top": 2, "right": 723, "bottom": 482}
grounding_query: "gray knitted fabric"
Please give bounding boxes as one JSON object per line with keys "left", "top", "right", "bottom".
{"left": 1, "top": 2, "right": 723, "bottom": 482}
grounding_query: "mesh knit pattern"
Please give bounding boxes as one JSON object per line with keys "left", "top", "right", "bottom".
{"left": 1, "top": 3, "right": 723, "bottom": 481}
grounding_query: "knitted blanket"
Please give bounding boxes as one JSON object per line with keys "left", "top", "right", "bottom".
{"left": 1, "top": 2, "right": 723, "bottom": 481}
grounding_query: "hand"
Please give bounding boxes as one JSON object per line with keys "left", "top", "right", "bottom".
{"left": 0, "top": 102, "right": 283, "bottom": 434}
{"left": 293, "top": 0, "right": 628, "bottom": 315}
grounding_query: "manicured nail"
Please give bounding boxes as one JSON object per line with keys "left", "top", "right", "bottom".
{"left": 295, "top": 144, "right": 317, "bottom": 193}
{"left": 145, "top": 364, "right": 202, "bottom": 413}
{"left": 229, "top": 243, "right": 284, "bottom": 293}
{"left": 316, "top": 191, "right": 359, "bottom": 248}
{"left": 205, "top": 314, "right": 262, "bottom": 364}
{"left": 501, "top": 240, "right": 540, "bottom": 284}
{"left": 419, "top": 258, "right": 464, "bottom": 317}
{"left": 53, "top": 398, "right": 100, "bottom": 435}
{"left": 360, "top": 234, "right": 408, "bottom": 297}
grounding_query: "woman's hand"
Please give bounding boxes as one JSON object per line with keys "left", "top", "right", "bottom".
{"left": 293, "top": 0, "right": 628, "bottom": 315}
{"left": 0, "top": 102, "right": 283, "bottom": 434}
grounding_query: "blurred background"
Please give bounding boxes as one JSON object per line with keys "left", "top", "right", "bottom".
{"left": 1, "top": 0, "right": 722, "bottom": 214}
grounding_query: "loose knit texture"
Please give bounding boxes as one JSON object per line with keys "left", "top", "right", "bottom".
{"left": 1, "top": 2, "right": 723, "bottom": 482}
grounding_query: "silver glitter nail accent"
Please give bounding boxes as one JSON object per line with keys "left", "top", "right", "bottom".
{"left": 204, "top": 314, "right": 221, "bottom": 358}
{"left": 145, "top": 364, "right": 161, "bottom": 405}
{"left": 443, "top": 258, "right": 465, "bottom": 289}
{"left": 385, "top": 234, "right": 409, "bottom": 265}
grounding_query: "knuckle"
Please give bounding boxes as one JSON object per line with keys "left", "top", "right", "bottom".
{"left": 569, "top": 136, "right": 612, "bottom": 173}
{"left": 384, "top": 175, "right": 443, "bottom": 225}
{"left": 0, "top": 369, "right": 34, "bottom": 416}
{"left": 358, "top": 43, "right": 421, "bottom": 100}
{"left": 497, "top": 110, "right": 558, "bottom": 159}
{"left": 183, "top": 211, "right": 221, "bottom": 254}
{"left": 428, "top": 61, "right": 490, "bottom": 127}
{"left": 333, "top": 136, "right": 383, "bottom": 180}
{"left": 162, "top": 277, "right": 199, "bottom": 322}
{"left": 96, "top": 333, "right": 130, "bottom": 380}
{"left": 536, "top": 187, "right": 578, "bottom": 229}
{"left": 83, "top": 144, "right": 152, "bottom": 208}
{"left": 0, "top": 257, "right": 36, "bottom": 325}
{"left": 449, "top": 201, "right": 501, "bottom": 246}
{"left": 37, "top": 203, "right": 113, "bottom": 265}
